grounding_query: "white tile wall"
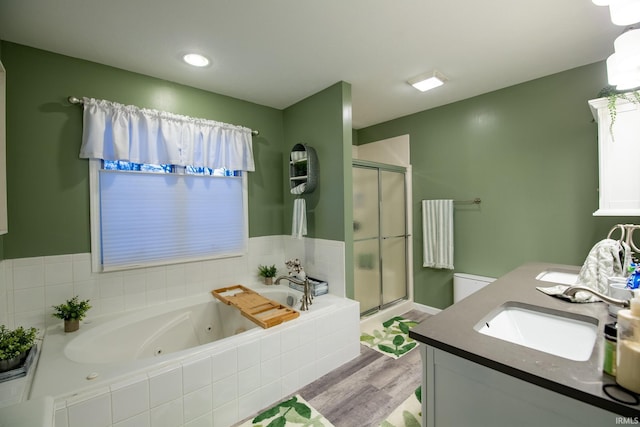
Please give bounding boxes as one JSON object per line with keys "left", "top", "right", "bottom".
{"left": 182, "top": 356, "right": 212, "bottom": 395}
{"left": 3, "top": 235, "right": 354, "bottom": 427}
{"left": 113, "top": 412, "right": 150, "bottom": 427}
{"left": 66, "top": 388, "right": 112, "bottom": 427}
{"left": 149, "top": 398, "right": 183, "bottom": 427}
{"left": 110, "top": 375, "right": 149, "bottom": 423}
{"left": 0, "top": 236, "right": 346, "bottom": 330}
{"left": 149, "top": 365, "right": 183, "bottom": 408}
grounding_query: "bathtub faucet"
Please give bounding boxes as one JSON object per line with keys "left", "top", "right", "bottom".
{"left": 274, "top": 275, "right": 313, "bottom": 311}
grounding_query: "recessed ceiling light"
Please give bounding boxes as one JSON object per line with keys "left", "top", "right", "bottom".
{"left": 408, "top": 70, "right": 447, "bottom": 92}
{"left": 183, "top": 53, "right": 210, "bottom": 67}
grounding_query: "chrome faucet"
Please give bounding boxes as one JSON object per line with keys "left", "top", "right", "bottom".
{"left": 274, "top": 275, "right": 313, "bottom": 311}
{"left": 561, "top": 285, "right": 630, "bottom": 308}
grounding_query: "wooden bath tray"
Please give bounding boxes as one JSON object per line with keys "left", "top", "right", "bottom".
{"left": 211, "top": 285, "right": 299, "bottom": 329}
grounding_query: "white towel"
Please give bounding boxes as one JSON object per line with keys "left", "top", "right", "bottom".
{"left": 291, "top": 183, "right": 307, "bottom": 195}
{"left": 292, "top": 198, "right": 307, "bottom": 239}
{"left": 422, "top": 200, "right": 454, "bottom": 269}
{"left": 577, "top": 238, "right": 630, "bottom": 295}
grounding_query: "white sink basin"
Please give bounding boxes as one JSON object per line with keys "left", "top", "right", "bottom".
{"left": 475, "top": 302, "right": 598, "bottom": 361}
{"left": 535, "top": 269, "right": 579, "bottom": 285}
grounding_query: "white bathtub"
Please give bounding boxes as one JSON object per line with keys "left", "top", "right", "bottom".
{"left": 30, "top": 286, "right": 360, "bottom": 427}
{"left": 63, "top": 291, "right": 279, "bottom": 365}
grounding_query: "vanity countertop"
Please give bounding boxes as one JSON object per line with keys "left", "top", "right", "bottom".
{"left": 409, "top": 262, "right": 640, "bottom": 418}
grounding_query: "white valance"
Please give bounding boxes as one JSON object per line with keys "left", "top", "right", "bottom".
{"left": 79, "top": 97, "right": 255, "bottom": 171}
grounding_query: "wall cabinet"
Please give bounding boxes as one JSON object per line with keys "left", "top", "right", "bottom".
{"left": 289, "top": 143, "right": 318, "bottom": 194}
{"left": 589, "top": 95, "right": 640, "bottom": 216}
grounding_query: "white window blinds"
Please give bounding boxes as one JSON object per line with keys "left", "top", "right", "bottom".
{"left": 98, "top": 169, "right": 246, "bottom": 271}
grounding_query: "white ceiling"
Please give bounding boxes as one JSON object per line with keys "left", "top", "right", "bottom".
{"left": 0, "top": 0, "right": 620, "bottom": 129}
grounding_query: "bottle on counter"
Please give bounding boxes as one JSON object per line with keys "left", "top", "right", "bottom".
{"left": 616, "top": 293, "right": 640, "bottom": 393}
{"left": 603, "top": 322, "right": 617, "bottom": 377}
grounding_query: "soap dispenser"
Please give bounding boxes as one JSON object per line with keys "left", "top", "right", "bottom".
{"left": 617, "top": 292, "right": 640, "bottom": 393}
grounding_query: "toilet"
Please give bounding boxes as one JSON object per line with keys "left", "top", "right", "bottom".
{"left": 453, "top": 273, "right": 496, "bottom": 303}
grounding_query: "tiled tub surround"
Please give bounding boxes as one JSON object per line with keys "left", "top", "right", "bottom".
{"left": 32, "top": 288, "right": 316, "bottom": 396}
{"left": 0, "top": 236, "right": 351, "bottom": 425}
{"left": 38, "top": 291, "right": 359, "bottom": 427}
{"left": 0, "top": 236, "right": 346, "bottom": 330}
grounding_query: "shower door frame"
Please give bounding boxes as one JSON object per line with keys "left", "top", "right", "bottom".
{"left": 353, "top": 159, "right": 409, "bottom": 316}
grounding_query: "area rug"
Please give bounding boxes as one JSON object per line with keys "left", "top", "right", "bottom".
{"left": 360, "top": 316, "right": 418, "bottom": 359}
{"left": 380, "top": 386, "right": 422, "bottom": 427}
{"left": 237, "top": 394, "right": 334, "bottom": 427}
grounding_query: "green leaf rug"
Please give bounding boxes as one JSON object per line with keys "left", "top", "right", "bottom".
{"left": 360, "top": 316, "right": 419, "bottom": 359}
{"left": 237, "top": 394, "right": 334, "bottom": 427}
{"left": 379, "top": 386, "right": 422, "bottom": 427}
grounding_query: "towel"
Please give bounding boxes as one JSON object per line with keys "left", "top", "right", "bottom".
{"left": 291, "top": 183, "right": 307, "bottom": 195}
{"left": 422, "top": 199, "right": 454, "bottom": 269}
{"left": 292, "top": 198, "right": 307, "bottom": 239}
{"left": 577, "top": 238, "right": 630, "bottom": 295}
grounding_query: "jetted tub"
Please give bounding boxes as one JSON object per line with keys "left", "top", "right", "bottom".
{"left": 30, "top": 287, "right": 308, "bottom": 399}
{"left": 64, "top": 293, "right": 264, "bottom": 365}
{"left": 29, "top": 285, "right": 360, "bottom": 427}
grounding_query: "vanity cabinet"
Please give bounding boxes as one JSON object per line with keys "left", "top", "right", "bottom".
{"left": 589, "top": 95, "right": 640, "bottom": 216}
{"left": 422, "top": 346, "right": 617, "bottom": 427}
{"left": 410, "top": 263, "right": 639, "bottom": 427}
{"left": 289, "top": 143, "right": 318, "bottom": 194}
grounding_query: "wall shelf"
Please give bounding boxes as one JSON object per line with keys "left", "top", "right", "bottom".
{"left": 289, "top": 143, "right": 318, "bottom": 194}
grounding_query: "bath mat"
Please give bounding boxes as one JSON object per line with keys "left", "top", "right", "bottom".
{"left": 380, "top": 386, "right": 422, "bottom": 427}
{"left": 237, "top": 394, "right": 334, "bottom": 427}
{"left": 360, "top": 316, "right": 418, "bottom": 359}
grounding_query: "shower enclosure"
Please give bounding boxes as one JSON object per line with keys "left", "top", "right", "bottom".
{"left": 353, "top": 160, "right": 408, "bottom": 315}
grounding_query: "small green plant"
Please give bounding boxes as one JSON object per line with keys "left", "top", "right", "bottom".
{"left": 0, "top": 325, "right": 37, "bottom": 360}
{"left": 258, "top": 264, "right": 278, "bottom": 278}
{"left": 52, "top": 296, "right": 92, "bottom": 321}
{"left": 597, "top": 86, "right": 640, "bottom": 139}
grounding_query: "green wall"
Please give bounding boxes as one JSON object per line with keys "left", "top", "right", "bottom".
{"left": 283, "top": 82, "right": 352, "bottom": 241}
{"left": 358, "top": 61, "right": 635, "bottom": 309}
{"left": 0, "top": 42, "right": 286, "bottom": 259}
{"left": 5, "top": 40, "right": 626, "bottom": 309}
{"left": 283, "top": 82, "right": 354, "bottom": 296}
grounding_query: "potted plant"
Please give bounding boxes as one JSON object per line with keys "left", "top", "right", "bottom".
{"left": 0, "top": 325, "right": 37, "bottom": 372}
{"left": 52, "top": 296, "right": 92, "bottom": 332}
{"left": 258, "top": 264, "right": 278, "bottom": 285}
{"left": 597, "top": 86, "right": 640, "bottom": 138}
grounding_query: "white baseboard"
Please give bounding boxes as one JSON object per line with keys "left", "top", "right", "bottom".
{"left": 412, "top": 301, "right": 442, "bottom": 315}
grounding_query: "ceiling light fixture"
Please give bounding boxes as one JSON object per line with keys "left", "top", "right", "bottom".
{"left": 408, "top": 70, "right": 447, "bottom": 92}
{"left": 607, "top": 26, "right": 640, "bottom": 90}
{"left": 592, "top": 0, "right": 640, "bottom": 26}
{"left": 591, "top": 0, "right": 640, "bottom": 90}
{"left": 183, "top": 53, "right": 210, "bottom": 67}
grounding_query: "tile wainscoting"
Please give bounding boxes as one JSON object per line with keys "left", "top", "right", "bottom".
{"left": 0, "top": 236, "right": 346, "bottom": 331}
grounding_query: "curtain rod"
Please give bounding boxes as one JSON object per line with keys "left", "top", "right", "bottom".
{"left": 67, "top": 96, "right": 260, "bottom": 136}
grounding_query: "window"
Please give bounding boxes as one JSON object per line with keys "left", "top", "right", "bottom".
{"left": 89, "top": 159, "right": 248, "bottom": 272}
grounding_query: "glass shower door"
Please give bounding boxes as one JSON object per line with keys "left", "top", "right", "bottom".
{"left": 353, "top": 163, "right": 407, "bottom": 315}
{"left": 380, "top": 170, "right": 407, "bottom": 306}
{"left": 353, "top": 166, "right": 380, "bottom": 314}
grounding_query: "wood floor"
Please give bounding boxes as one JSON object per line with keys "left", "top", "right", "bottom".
{"left": 298, "top": 309, "right": 430, "bottom": 427}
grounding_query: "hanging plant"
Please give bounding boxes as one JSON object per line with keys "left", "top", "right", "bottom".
{"left": 597, "top": 86, "right": 640, "bottom": 139}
